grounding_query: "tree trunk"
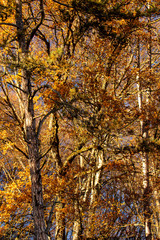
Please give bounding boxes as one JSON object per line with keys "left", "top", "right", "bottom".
{"left": 29, "top": 137, "right": 47, "bottom": 240}
{"left": 21, "top": 41, "right": 48, "bottom": 240}
{"left": 55, "top": 195, "right": 66, "bottom": 240}
{"left": 153, "top": 189, "right": 160, "bottom": 239}
{"left": 73, "top": 189, "right": 83, "bottom": 240}
{"left": 86, "top": 150, "right": 103, "bottom": 239}
{"left": 15, "top": 1, "right": 47, "bottom": 239}
{"left": 136, "top": 37, "right": 152, "bottom": 240}
{"left": 50, "top": 115, "right": 66, "bottom": 240}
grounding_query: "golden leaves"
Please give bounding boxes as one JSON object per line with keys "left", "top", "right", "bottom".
{"left": 0, "top": 167, "right": 32, "bottom": 231}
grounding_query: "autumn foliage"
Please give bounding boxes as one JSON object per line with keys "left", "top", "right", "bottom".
{"left": 0, "top": 0, "right": 160, "bottom": 240}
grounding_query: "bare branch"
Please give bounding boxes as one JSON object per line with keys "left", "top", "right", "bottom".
{"left": 61, "top": 144, "right": 94, "bottom": 175}
{"left": 45, "top": 199, "right": 57, "bottom": 235}
{"left": 32, "top": 84, "right": 50, "bottom": 98}
{"left": 7, "top": 81, "right": 27, "bottom": 93}
{"left": 26, "top": 0, "right": 45, "bottom": 49}
{"left": 35, "top": 30, "right": 50, "bottom": 55}
{"left": 14, "top": 144, "right": 29, "bottom": 159}
{"left": 0, "top": 22, "right": 17, "bottom": 27}
{"left": 52, "top": 0, "right": 72, "bottom": 8}
{"left": 36, "top": 106, "right": 60, "bottom": 138}
{"left": 0, "top": 82, "right": 23, "bottom": 126}
{"left": 38, "top": 145, "right": 53, "bottom": 163}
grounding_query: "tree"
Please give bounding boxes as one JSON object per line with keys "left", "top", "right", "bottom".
{"left": 0, "top": 0, "right": 160, "bottom": 239}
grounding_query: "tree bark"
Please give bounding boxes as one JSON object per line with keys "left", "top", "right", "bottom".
{"left": 55, "top": 195, "right": 66, "bottom": 240}
{"left": 136, "top": 37, "right": 152, "bottom": 240}
{"left": 73, "top": 189, "right": 83, "bottom": 240}
{"left": 50, "top": 115, "right": 66, "bottom": 240}
{"left": 15, "top": 1, "right": 47, "bottom": 239}
{"left": 86, "top": 149, "right": 104, "bottom": 239}
{"left": 153, "top": 189, "right": 160, "bottom": 239}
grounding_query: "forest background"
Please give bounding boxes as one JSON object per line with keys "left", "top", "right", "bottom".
{"left": 0, "top": 0, "right": 160, "bottom": 239}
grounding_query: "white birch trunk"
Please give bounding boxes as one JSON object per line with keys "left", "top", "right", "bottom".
{"left": 136, "top": 37, "right": 152, "bottom": 240}
{"left": 86, "top": 149, "right": 104, "bottom": 239}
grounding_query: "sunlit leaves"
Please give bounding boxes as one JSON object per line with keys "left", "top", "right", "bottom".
{"left": 0, "top": 0, "right": 160, "bottom": 239}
